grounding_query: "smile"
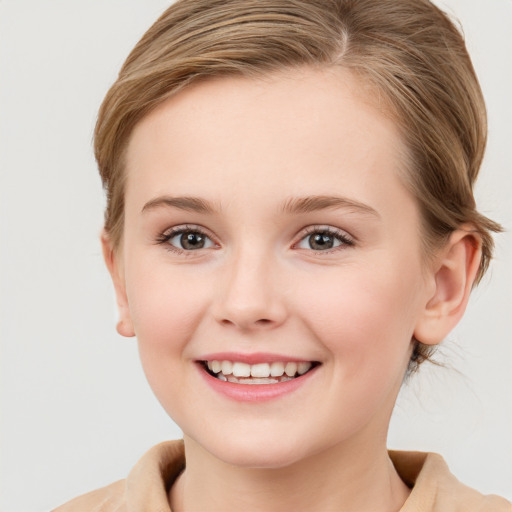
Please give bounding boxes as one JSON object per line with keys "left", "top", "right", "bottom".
{"left": 203, "top": 360, "right": 317, "bottom": 384}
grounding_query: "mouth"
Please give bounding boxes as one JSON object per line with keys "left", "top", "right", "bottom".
{"left": 200, "top": 359, "right": 320, "bottom": 385}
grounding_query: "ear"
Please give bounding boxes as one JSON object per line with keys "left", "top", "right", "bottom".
{"left": 414, "top": 228, "right": 482, "bottom": 346}
{"left": 101, "top": 231, "right": 135, "bottom": 338}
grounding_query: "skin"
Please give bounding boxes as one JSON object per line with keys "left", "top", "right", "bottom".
{"left": 104, "top": 67, "right": 481, "bottom": 511}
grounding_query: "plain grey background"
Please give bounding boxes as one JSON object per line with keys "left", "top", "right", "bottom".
{"left": 1, "top": 1, "right": 511, "bottom": 510}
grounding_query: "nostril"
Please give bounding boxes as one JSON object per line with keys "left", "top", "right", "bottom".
{"left": 220, "top": 317, "right": 273, "bottom": 328}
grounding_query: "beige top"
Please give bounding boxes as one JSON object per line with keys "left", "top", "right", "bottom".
{"left": 53, "top": 440, "right": 511, "bottom": 511}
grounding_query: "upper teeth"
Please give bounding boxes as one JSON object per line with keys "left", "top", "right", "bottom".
{"left": 207, "top": 360, "right": 312, "bottom": 378}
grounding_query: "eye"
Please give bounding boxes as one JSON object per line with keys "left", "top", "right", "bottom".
{"left": 156, "top": 226, "right": 216, "bottom": 252}
{"left": 295, "top": 227, "right": 354, "bottom": 252}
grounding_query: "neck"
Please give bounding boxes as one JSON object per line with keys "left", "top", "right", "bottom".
{"left": 169, "top": 434, "right": 410, "bottom": 512}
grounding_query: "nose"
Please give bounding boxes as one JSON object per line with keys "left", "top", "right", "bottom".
{"left": 212, "top": 248, "right": 288, "bottom": 331}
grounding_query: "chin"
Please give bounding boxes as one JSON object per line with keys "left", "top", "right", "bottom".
{"left": 215, "top": 444, "right": 307, "bottom": 470}
{"left": 190, "top": 426, "right": 321, "bottom": 470}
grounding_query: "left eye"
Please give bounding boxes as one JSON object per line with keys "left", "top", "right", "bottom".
{"left": 296, "top": 229, "right": 353, "bottom": 251}
{"left": 167, "top": 230, "right": 215, "bottom": 251}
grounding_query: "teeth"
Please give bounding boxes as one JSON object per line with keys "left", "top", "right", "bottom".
{"left": 224, "top": 376, "right": 287, "bottom": 385}
{"left": 205, "top": 359, "right": 315, "bottom": 383}
{"left": 284, "top": 362, "right": 297, "bottom": 377}
{"left": 247, "top": 377, "right": 278, "bottom": 384}
{"left": 232, "top": 362, "right": 251, "bottom": 377}
{"left": 297, "top": 362, "right": 312, "bottom": 375}
{"left": 270, "top": 362, "right": 285, "bottom": 377}
{"left": 251, "top": 363, "right": 270, "bottom": 378}
{"left": 221, "top": 360, "right": 233, "bottom": 375}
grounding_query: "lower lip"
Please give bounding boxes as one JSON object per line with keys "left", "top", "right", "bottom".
{"left": 196, "top": 363, "right": 320, "bottom": 402}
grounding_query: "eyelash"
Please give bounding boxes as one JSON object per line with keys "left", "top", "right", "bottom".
{"left": 155, "top": 225, "right": 215, "bottom": 255}
{"left": 295, "top": 226, "right": 355, "bottom": 254}
{"left": 155, "top": 225, "right": 355, "bottom": 255}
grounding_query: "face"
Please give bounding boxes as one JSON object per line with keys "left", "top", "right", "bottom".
{"left": 113, "top": 67, "right": 435, "bottom": 468}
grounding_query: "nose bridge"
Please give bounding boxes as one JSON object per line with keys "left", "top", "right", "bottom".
{"left": 215, "top": 241, "right": 286, "bottom": 330}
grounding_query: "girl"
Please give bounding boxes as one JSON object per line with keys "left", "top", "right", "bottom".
{"left": 47, "top": 0, "right": 510, "bottom": 510}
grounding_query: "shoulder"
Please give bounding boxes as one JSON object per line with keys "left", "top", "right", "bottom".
{"left": 390, "top": 451, "right": 512, "bottom": 512}
{"left": 52, "top": 440, "right": 185, "bottom": 512}
{"left": 51, "top": 479, "right": 126, "bottom": 512}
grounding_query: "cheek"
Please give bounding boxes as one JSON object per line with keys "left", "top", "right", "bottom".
{"left": 294, "top": 261, "right": 422, "bottom": 373}
{"left": 124, "top": 263, "right": 209, "bottom": 381}
{"left": 126, "top": 271, "right": 214, "bottom": 430}
{"left": 289, "top": 263, "right": 423, "bottom": 433}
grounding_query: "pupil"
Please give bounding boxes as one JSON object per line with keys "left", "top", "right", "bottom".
{"left": 181, "top": 232, "right": 205, "bottom": 250}
{"left": 310, "top": 233, "right": 333, "bottom": 250}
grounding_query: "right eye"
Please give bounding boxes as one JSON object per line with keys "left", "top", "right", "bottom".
{"left": 157, "top": 227, "right": 216, "bottom": 253}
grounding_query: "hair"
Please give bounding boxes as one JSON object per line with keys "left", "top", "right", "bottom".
{"left": 94, "top": 0, "right": 502, "bottom": 372}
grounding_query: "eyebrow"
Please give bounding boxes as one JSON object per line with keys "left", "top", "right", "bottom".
{"left": 280, "top": 195, "right": 380, "bottom": 218}
{"left": 141, "top": 194, "right": 380, "bottom": 218}
{"left": 142, "top": 196, "right": 216, "bottom": 214}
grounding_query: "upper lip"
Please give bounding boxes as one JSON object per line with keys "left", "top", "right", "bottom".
{"left": 196, "top": 352, "right": 317, "bottom": 364}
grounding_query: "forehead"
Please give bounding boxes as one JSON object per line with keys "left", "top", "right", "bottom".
{"left": 124, "top": 66, "right": 412, "bottom": 219}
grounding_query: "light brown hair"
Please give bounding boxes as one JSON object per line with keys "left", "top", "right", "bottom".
{"left": 94, "top": 0, "right": 501, "bottom": 370}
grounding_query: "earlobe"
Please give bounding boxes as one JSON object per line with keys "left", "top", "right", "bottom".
{"left": 414, "top": 228, "right": 482, "bottom": 346}
{"left": 101, "top": 231, "right": 135, "bottom": 338}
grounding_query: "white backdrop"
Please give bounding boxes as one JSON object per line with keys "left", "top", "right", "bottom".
{"left": 0, "top": 1, "right": 511, "bottom": 510}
